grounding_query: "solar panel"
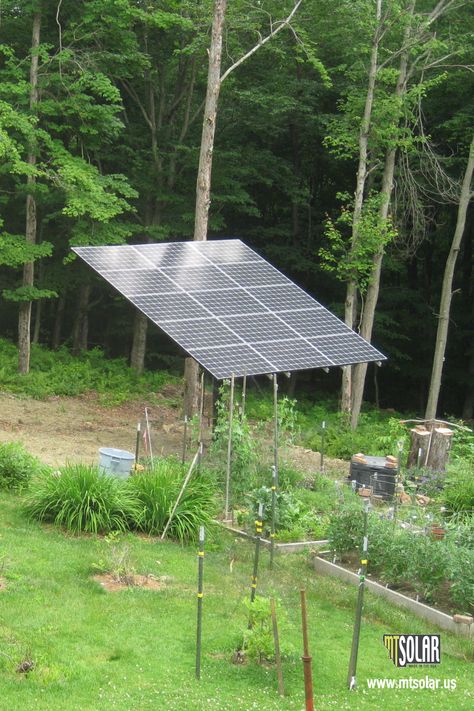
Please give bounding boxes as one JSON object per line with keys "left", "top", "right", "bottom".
{"left": 73, "top": 240, "right": 386, "bottom": 379}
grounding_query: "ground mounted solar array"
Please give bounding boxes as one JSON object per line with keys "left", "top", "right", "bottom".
{"left": 72, "top": 240, "right": 386, "bottom": 379}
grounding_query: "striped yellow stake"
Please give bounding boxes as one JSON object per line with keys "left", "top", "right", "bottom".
{"left": 195, "top": 526, "right": 205, "bottom": 679}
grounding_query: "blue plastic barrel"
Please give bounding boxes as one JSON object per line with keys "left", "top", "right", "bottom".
{"left": 98, "top": 448, "right": 135, "bottom": 479}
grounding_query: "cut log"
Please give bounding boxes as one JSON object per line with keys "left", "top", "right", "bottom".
{"left": 406, "top": 427, "right": 431, "bottom": 469}
{"left": 426, "top": 427, "right": 453, "bottom": 473}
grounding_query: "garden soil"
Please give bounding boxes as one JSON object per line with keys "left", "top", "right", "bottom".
{"left": 0, "top": 390, "right": 348, "bottom": 476}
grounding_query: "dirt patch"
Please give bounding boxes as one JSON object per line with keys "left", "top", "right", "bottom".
{"left": 0, "top": 391, "right": 348, "bottom": 477}
{"left": 284, "top": 443, "right": 349, "bottom": 478}
{"left": 0, "top": 391, "right": 185, "bottom": 467}
{"left": 0, "top": 577, "right": 6, "bottom": 591}
{"left": 92, "top": 573, "right": 164, "bottom": 592}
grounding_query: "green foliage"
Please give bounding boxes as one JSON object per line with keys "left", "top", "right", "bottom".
{"left": 447, "top": 545, "right": 474, "bottom": 614}
{"left": 0, "top": 339, "right": 177, "bottom": 403}
{"left": 92, "top": 532, "right": 137, "bottom": 584}
{"left": 25, "top": 465, "right": 141, "bottom": 534}
{"left": 128, "top": 458, "right": 217, "bottom": 542}
{"left": 242, "top": 596, "right": 293, "bottom": 664}
{"left": 0, "top": 441, "right": 46, "bottom": 491}
{"left": 211, "top": 381, "right": 258, "bottom": 501}
{"left": 320, "top": 192, "right": 398, "bottom": 291}
{"left": 443, "top": 463, "right": 474, "bottom": 514}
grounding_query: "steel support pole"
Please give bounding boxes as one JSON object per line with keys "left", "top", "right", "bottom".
{"left": 224, "top": 374, "right": 235, "bottom": 521}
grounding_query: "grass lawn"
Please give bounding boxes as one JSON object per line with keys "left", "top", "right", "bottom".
{"left": 0, "top": 492, "right": 472, "bottom": 711}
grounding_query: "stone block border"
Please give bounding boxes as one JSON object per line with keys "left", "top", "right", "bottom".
{"left": 312, "top": 556, "right": 473, "bottom": 639}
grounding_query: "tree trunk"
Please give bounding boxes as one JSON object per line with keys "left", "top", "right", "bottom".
{"left": 52, "top": 292, "right": 66, "bottom": 349}
{"left": 72, "top": 283, "right": 91, "bottom": 355}
{"left": 426, "top": 427, "right": 453, "bottom": 472}
{"left": 32, "top": 299, "right": 42, "bottom": 344}
{"left": 425, "top": 135, "right": 474, "bottom": 420}
{"left": 350, "top": 0, "right": 415, "bottom": 430}
{"left": 18, "top": 10, "right": 41, "bottom": 374}
{"left": 407, "top": 426, "right": 431, "bottom": 468}
{"left": 130, "top": 310, "right": 148, "bottom": 374}
{"left": 341, "top": 0, "right": 382, "bottom": 414}
{"left": 184, "top": 357, "right": 200, "bottom": 419}
{"left": 462, "top": 338, "right": 474, "bottom": 420}
{"left": 193, "top": 0, "right": 227, "bottom": 241}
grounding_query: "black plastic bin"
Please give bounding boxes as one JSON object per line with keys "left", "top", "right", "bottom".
{"left": 349, "top": 456, "right": 396, "bottom": 499}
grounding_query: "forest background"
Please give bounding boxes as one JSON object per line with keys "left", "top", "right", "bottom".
{"left": 0, "top": 0, "right": 473, "bottom": 423}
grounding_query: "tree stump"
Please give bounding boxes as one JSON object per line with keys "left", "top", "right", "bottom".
{"left": 406, "top": 426, "right": 431, "bottom": 468}
{"left": 426, "top": 427, "right": 453, "bottom": 472}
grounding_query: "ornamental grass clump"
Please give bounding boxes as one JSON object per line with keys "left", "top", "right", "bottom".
{"left": 0, "top": 441, "right": 46, "bottom": 491}
{"left": 128, "top": 457, "right": 217, "bottom": 542}
{"left": 24, "top": 464, "right": 141, "bottom": 534}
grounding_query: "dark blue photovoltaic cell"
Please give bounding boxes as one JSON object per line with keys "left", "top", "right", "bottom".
{"left": 72, "top": 240, "right": 386, "bottom": 378}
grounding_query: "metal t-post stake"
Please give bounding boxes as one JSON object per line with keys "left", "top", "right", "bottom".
{"left": 241, "top": 373, "right": 247, "bottom": 418}
{"left": 182, "top": 415, "right": 188, "bottom": 464}
{"left": 195, "top": 526, "right": 205, "bottom": 680}
{"left": 320, "top": 420, "right": 326, "bottom": 473}
{"left": 270, "top": 465, "right": 277, "bottom": 570}
{"left": 347, "top": 498, "right": 370, "bottom": 690}
{"left": 224, "top": 374, "right": 235, "bottom": 521}
{"left": 134, "top": 422, "right": 141, "bottom": 471}
{"left": 249, "top": 503, "right": 264, "bottom": 619}
{"left": 273, "top": 373, "right": 279, "bottom": 485}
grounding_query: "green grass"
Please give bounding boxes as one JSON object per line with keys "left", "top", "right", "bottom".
{"left": 0, "top": 338, "right": 178, "bottom": 404}
{"left": 0, "top": 492, "right": 472, "bottom": 710}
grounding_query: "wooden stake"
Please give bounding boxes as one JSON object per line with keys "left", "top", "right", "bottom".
{"left": 271, "top": 598, "right": 285, "bottom": 696}
{"left": 161, "top": 445, "right": 202, "bottom": 540}
{"left": 134, "top": 422, "right": 141, "bottom": 471}
{"left": 300, "top": 589, "right": 314, "bottom": 711}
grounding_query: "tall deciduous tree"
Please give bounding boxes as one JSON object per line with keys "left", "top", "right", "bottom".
{"left": 425, "top": 134, "right": 474, "bottom": 419}
{"left": 18, "top": 8, "right": 41, "bottom": 374}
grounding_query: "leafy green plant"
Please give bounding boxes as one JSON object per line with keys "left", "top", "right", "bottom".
{"left": 444, "top": 464, "right": 474, "bottom": 514}
{"left": 210, "top": 380, "right": 258, "bottom": 502}
{"left": 241, "top": 596, "right": 293, "bottom": 664}
{"left": 447, "top": 545, "right": 474, "bottom": 614}
{"left": 128, "top": 457, "right": 217, "bottom": 542}
{"left": 0, "top": 441, "right": 46, "bottom": 491}
{"left": 24, "top": 464, "right": 140, "bottom": 533}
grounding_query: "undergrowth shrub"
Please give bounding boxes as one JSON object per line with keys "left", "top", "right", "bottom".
{"left": 24, "top": 464, "right": 140, "bottom": 533}
{"left": 128, "top": 458, "right": 217, "bottom": 542}
{"left": 443, "top": 463, "right": 474, "bottom": 514}
{"left": 0, "top": 441, "right": 46, "bottom": 491}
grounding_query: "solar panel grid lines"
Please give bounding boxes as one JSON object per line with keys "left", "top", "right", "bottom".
{"left": 72, "top": 239, "right": 386, "bottom": 379}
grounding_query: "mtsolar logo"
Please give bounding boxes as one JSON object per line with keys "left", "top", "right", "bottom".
{"left": 383, "top": 635, "right": 441, "bottom": 668}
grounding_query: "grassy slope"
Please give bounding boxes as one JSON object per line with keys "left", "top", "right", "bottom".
{"left": 0, "top": 493, "right": 472, "bottom": 711}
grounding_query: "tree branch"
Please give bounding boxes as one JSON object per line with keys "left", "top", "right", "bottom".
{"left": 220, "top": 0, "right": 303, "bottom": 84}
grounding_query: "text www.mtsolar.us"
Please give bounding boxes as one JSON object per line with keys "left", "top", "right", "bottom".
{"left": 366, "top": 677, "right": 457, "bottom": 690}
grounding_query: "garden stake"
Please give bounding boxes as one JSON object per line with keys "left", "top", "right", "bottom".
{"left": 182, "top": 415, "right": 188, "bottom": 464}
{"left": 270, "top": 465, "right": 277, "bottom": 570}
{"left": 270, "top": 598, "right": 285, "bottom": 696}
{"left": 320, "top": 420, "right": 326, "bottom": 473}
{"left": 347, "top": 498, "right": 370, "bottom": 690}
{"left": 224, "top": 374, "right": 235, "bottom": 521}
{"left": 161, "top": 444, "right": 202, "bottom": 540}
{"left": 145, "top": 407, "right": 154, "bottom": 467}
{"left": 195, "top": 525, "right": 205, "bottom": 680}
{"left": 134, "top": 422, "right": 141, "bottom": 471}
{"left": 300, "top": 589, "right": 314, "bottom": 711}
{"left": 248, "top": 503, "right": 264, "bottom": 626}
